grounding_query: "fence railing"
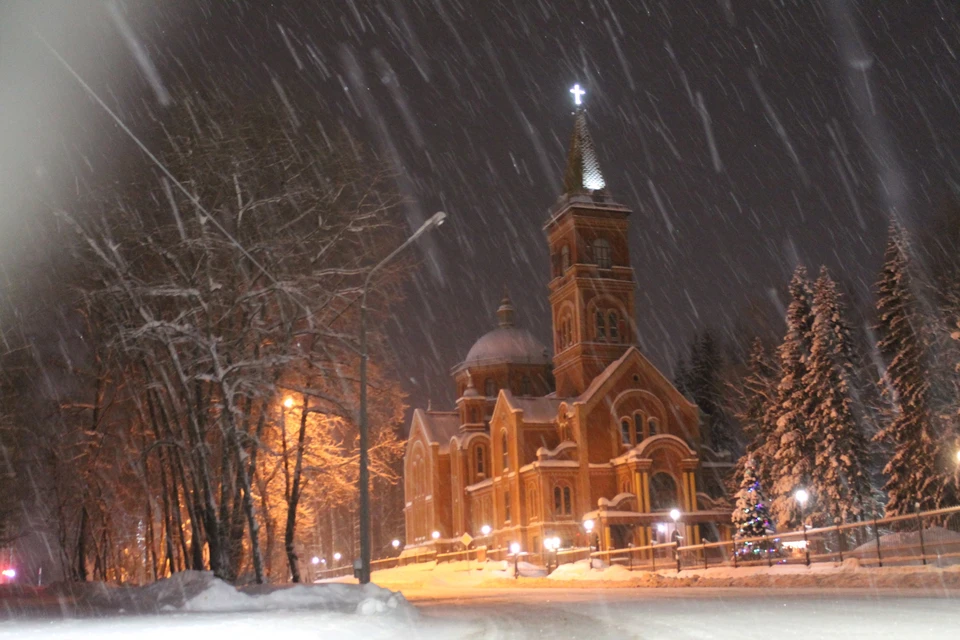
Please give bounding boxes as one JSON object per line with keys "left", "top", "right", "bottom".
{"left": 666, "top": 504, "right": 960, "bottom": 572}
{"left": 589, "top": 542, "right": 680, "bottom": 572}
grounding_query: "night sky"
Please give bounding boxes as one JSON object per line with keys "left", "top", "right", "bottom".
{"left": 2, "top": 0, "right": 960, "bottom": 416}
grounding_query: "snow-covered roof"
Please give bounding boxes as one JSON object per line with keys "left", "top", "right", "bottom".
{"left": 456, "top": 326, "right": 550, "bottom": 371}
{"left": 502, "top": 392, "right": 564, "bottom": 423}
{"left": 453, "top": 294, "right": 551, "bottom": 372}
{"left": 414, "top": 410, "right": 460, "bottom": 452}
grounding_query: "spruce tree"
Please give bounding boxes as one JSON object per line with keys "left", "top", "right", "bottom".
{"left": 805, "top": 267, "right": 872, "bottom": 524}
{"left": 731, "top": 338, "right": 778, "bottom": 493}
{"left": 733, "top": 458, "right": 775, "bottom": 536}
{"left": 769, "top": 266, "right": 816, "bottom": 529}
{"left": 874, "top": 225, "right": 946, "bottom": 515}
{"left": 688, "top": 330, "right": 735, "bottom": 453}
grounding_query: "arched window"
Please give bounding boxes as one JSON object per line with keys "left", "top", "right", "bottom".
{"left": 501, "top": 430, "right": 509, "bottom": 470}
{"left": 485, "top": 378, "right": 496, "bottom": 397}
{"left": 475, "top": 446, "right": 485, "bottom": 476}
{"left": 592, "top": 238, "right": 612, "bottom": 269}
{"left": 649, "top": 473, "right": 678, "bottom": 512}
{"left": 595, "top": 310, "right": 606, "bottom": 339}
{"left": 620, "top": 419, "right": 631, "bottom": 445}
{"left": 608, "top": 311, "right": 619, "bottom": 341}
{"left": 560, "top": 244, "right": 570, "bottom": 272}
{"left": 554, "top": 485, "right": 573, "bottom": 515}
{"left": 648, "top": 417, "right": 659, "bottom": 437}
{"left": 634, "top": 413, "right": 644, "bottom": 442}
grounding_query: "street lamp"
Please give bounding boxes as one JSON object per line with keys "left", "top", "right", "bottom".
{"left": 311, "top": 556, "right": 320, "bottom": 565}
{"left": 481, "top": 524, "right": 492, "bottom": 537}
{"left": 544, "top": 536, "right": 561, "bottom": 573}
{"left": 795, "top": 489, "right": 810, "bottom": 566}
{"left": 392, "top": 539, "right": 401, "bottom": 550}
{"left": 283, "top": 396, "right": 295, "bottom": 409}
{"left": 510, "top": 542, "right": 522, "bottom": 578}
{"left": 333, "top": 552, "right": 342, "bottom": 567}
{"left": 357, "top": 211, "right": 447, "bottom": 584}
{"left": 431, "top": 530, "right": 441, "bottom": 541}
{"left": 583, "top": 519, "right": 595, "bottom": 552}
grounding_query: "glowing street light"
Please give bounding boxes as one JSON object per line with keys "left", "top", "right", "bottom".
{"left": 357, "top": 212, "right": 448, "bottom": 585}
{"left": 509, "top": 542, "right": 522, "bottom": 578}
{"left": 795, "top": 489, "right": 811, "bottom": 566}
{"left": 283, "top": 396, "right": 295, "bottom": 409}
{"left": 583, "top": 519, "right": 594, "bottom": 533}
{"left": 1, "top": 569, "right": 15, "bottom": 579}
{"left": 311, "top": 556, "right": 320, "bottom": 565}
{"left": 481, "top": 524, "right": 492, "bottom": 536}
{"left": 669, "top": 508, "right": 681, "bottom": 523}
{"left": 333, "top": 552, "right": 342, "bottom": 564}
{"left": 392, "top": 539, "right": 401, "bottom": 550}
{"left": 431, "top": 530, "right": 441, "bottom": 541}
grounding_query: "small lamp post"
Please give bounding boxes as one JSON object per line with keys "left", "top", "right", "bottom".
{"left": 584, "top": 519, "right": 595, "bottom": 552}
{"left": 510, "top": 542, "right": 522, "bottom": 578}
{"left": 392, "top": 539, "right": 401, "bottom": 552}
{"left": 795, "top": 489, "right": 810, "bottom": 566}
{"left": 669, "top": 509, "right": 682, "bottom": 571}
{"left": 333, "top": 552, "right": 342, "bottom": 568}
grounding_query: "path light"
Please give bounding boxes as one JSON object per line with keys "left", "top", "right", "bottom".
{"left": 392, "top": 539, "right": 401, "bottom": 549}
{"left": 583, "top": 519, "right": 595, "bottom": 533}
{"left": 795, "top": 489, "right": 811, "bottom": 567}
{"left": 431, "top": 530, "right": 441, "bottom": 541}
{"left": 481, "top": 524, "right": 492, "bottom": 536}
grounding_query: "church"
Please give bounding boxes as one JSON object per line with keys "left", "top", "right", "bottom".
{"left": 402, "top": 87, "right": 732, "bottom": 559}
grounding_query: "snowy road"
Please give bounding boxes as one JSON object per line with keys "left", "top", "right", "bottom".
{"left": 2, "top": 587, "right": 959, "bottom": 638}
{"left": 404, "top": 587, "right": 960, "bottom": 639}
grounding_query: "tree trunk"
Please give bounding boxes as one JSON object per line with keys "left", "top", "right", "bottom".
{"left": 284, "top": 396, "right": 310, "bottom": 583}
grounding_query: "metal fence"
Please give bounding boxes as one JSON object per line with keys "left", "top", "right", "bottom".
{"left": 583, "top": 505, "right": 960, "bottom": 573}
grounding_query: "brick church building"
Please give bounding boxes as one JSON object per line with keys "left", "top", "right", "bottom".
{"left": 402, "top": 92, "right": 732, "bottom": 559}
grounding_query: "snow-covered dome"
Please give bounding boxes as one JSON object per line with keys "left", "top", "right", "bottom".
{"left": 458, "top": 294, "right": 550, "bottom": 368}
{"left": 463, "top": 327, "right": 550, "bottom": 367}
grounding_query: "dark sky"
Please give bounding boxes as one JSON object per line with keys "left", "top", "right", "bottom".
{"left": 3, "top": 0, "right": 960, "bottom": 415}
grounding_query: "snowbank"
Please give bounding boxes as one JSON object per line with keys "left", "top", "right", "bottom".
{"left": 47, "top": 571, "right": 410, "bottom": 616}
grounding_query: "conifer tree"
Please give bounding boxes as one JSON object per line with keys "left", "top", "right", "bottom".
{"left": 805, "top": 267, "right": 872, "bottom": 524}
{"left": 732, "top": 458, "right": 775, "bottom": 537}
{"left": 769, "top": 266, "right": 816, "bottom": 529}
{"left": 731, "top": 338, "right": 778, "bottom": 493}
{"left": 688, "top": 331, "right": 735, "bottom": 453}
{"left": 874, "top": 226, "right": 947, "bottom": 515}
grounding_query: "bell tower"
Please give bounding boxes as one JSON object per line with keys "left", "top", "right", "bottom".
{"left": 546, "top": 86, "right": 637, "bottom": 397}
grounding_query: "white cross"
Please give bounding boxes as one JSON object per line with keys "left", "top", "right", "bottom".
{"left": 570, "top": 84, "right": 586, "bottom": 106}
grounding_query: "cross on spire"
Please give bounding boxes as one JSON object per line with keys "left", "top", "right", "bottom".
{"left": 570, "top": 84, "right": 586, "bottom": 107}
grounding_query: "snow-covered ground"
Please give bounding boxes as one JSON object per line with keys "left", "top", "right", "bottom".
{"left": 3, "top": 565, "right": 960, "bottom": 638}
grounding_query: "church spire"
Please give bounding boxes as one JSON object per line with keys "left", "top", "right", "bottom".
{"left": 562, "top": 85, "right": 606, "bottom": 194}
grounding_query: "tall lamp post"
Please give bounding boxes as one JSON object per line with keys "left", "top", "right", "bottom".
{"left": 358, "top": 212, "right": 447, "bottom": 584}
{"left": 795, "top": 489, "right": 810, "bottom": 566}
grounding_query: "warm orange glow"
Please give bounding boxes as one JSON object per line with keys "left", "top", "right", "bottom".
{"left": 283, "top": 396, "right": 295, "bottom": 409}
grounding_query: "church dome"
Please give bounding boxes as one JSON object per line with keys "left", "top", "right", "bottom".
{"left": 457, "top": 294, "right": 550, "bottom": 369}
{"left": 462, "top": 326, "right": 550, "bottom": 368}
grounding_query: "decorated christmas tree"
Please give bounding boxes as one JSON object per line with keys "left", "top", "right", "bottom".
{"left": 732, "top": 458, "right": 778, "bottom": 558}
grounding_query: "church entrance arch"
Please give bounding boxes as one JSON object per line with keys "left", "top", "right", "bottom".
{"left": 649, "top": 472, "right": 678, "bottom": 512}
